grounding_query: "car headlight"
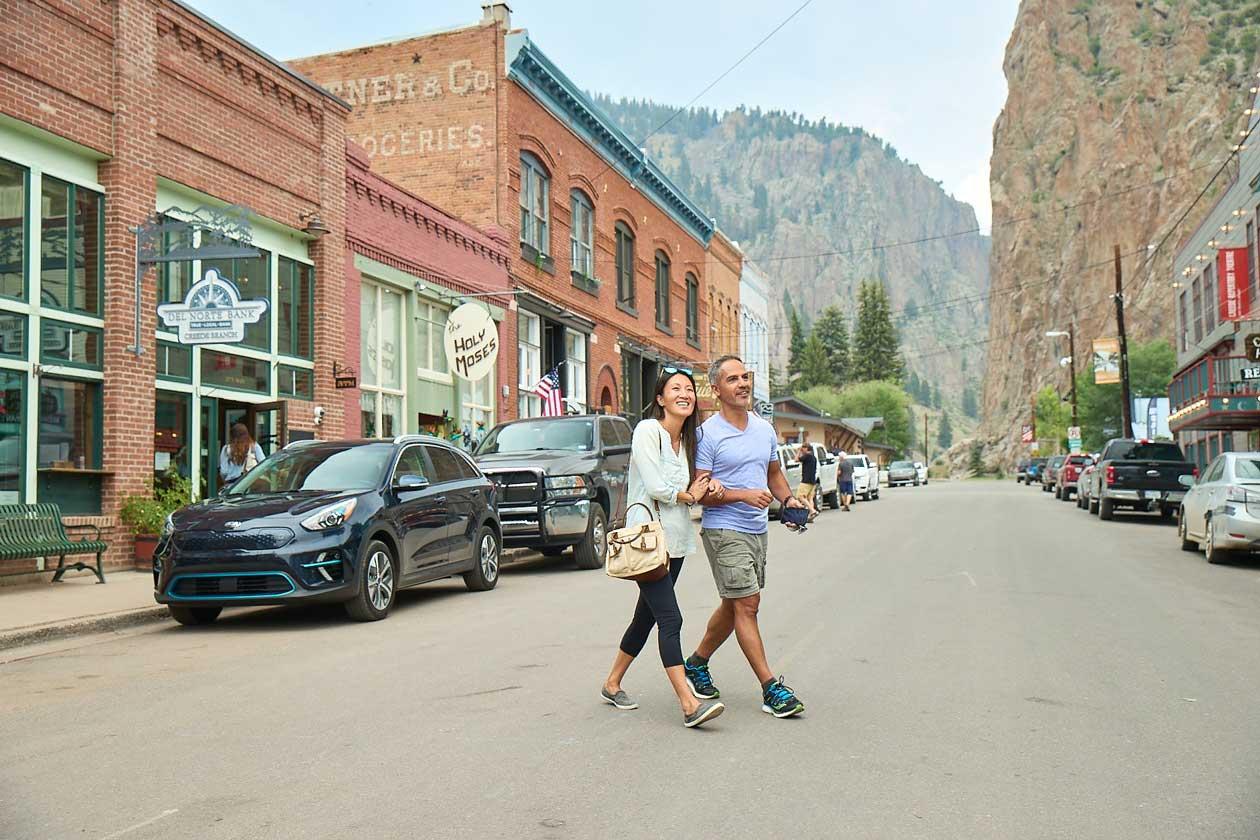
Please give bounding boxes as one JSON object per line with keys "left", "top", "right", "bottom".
{"left": 300, "top": 498, "right": 358, "bottom": 531}
{"left": 545, "top": 475, "right": 588, "bottom": 499}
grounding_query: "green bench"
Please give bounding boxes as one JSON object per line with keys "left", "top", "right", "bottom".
{"left": 0, "top": 503, "right": 109, "bottom": 584}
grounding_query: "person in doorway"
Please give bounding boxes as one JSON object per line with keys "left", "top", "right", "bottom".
{"left": 219, "top": 422, "right": 265, "bottom": 486}
{"left": 684, "top": 354, "right": 807, "bottom": 719}
{"left": 837, "top": 450, "right": 855, "bottom": 511}
{"left": 601, "top": 367, "right": 725, "bottom": 729}
{"left": 796, "top": 442, "right": 819, "bottom": 522}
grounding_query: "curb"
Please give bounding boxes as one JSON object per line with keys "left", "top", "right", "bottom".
{"left": 0, "top": 605, "right": 170, "bottom": 652}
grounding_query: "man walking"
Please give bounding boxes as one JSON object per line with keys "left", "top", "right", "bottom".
{"left": 796, "top": 441, "right": 819, "bottom": 522}
{"left": 683, "top": 355, "right": 806, "bottom": 718}
{"left": 837, "top": 450, "right": 854, "bottom": 511}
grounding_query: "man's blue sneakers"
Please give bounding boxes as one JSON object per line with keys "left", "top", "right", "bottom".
{"left": 762, "top": 676, "right": 805, "bottom": 718}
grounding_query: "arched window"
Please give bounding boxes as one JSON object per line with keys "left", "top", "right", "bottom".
{"left": 569, "top": 190, "right": 594, "bottom": 278}
{"left": 685, "top": 272, "right": 699, "bottom": 346}
{"left": 518, "top": 153, "right": 550, "bottom": 256}
{"left": 654, "top": 251, "right": 671, "bottom": 331}
{"left": 615, "top": 223, "right": 635, "bottom": 308}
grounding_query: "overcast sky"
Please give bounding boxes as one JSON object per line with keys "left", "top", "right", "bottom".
{"left": 188, "top": 0, "right": 1017, "bottom": 232}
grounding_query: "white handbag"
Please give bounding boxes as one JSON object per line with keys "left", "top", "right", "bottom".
{"left": 605, "top": 502, "right": 670, "bottom": 582}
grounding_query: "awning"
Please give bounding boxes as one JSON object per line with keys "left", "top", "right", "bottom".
{"left": 516, "top": 289, "right": 595, "bottom": 333}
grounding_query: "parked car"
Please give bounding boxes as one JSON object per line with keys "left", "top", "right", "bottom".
{"left": 914, "top": 461, "right": 929, "bottom": 485}
{"left": 1024, "top": 457, "right": 1048, "bottom": 485}
{"left": 1076, "top": 463, "right": 1097, "bottom": 510}
{"left": 1085, "top": 438, "right": 1195, "bottom": 521}
{"left": 888, "top": 460, "right": 919, "bottom": 487}
{"left": 1016, "top": 459, "right": 1030, "bottom": 482}
{"left": 1040, "top": 455, "right": 1066, "bottom": 493}
{"left": 844, "top": 453, "right": 881, "bottom": 501}
{"left": 153, "top": 436, "right": 501, "bottom": 626}
{"left": 1177, "top": 451, "right": 1260, "bottom": 564}
{"left": 474, "top": 414, "right": 631, "bottom": 569}
{"left": 1055, "top": 454, "right": 1093, "bottom": 501}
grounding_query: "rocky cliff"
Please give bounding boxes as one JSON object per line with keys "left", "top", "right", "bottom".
{"left": 595, "top": 97, "right": 991, "bottom": 423}
{"left": 982, "top": 0, "right": 1257, "bottom": 460}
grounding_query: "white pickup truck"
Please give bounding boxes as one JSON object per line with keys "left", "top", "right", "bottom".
{"left": 770, "top": 442, "right": 841, "bottom": 515}
{"left": 844, "top": 453, "right": 881, "bottom": 501}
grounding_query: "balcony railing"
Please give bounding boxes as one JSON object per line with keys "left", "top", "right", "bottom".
{"left": 1170, "top": 355, "right": 1260, "bottom": 410}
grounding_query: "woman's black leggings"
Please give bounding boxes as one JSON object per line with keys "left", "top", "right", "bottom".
{"left": 618, "top": 557, "right": 685, "bottom": 668}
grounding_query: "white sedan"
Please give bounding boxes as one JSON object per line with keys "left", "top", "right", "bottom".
{"left": 1178, "top": 451, "right": 1260, "bottom": 564}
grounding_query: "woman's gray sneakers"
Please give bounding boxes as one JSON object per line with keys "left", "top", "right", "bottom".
{"left": 684, "top": 699, "right": 725, "bottom": 728}
{"left": 600, "top": 687, "right": 639, "bottom": 710}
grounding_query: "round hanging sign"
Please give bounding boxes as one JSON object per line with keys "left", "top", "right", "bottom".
{"left": 444, "top": 302, "right": 498, "bottom": 381}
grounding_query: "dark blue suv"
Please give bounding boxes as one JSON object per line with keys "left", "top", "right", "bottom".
{"left": 153, "top": 436, "right": 500, "bottom": 625}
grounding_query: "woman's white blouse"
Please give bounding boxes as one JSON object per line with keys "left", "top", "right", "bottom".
{"left": 624, "top": 418, "right": 697, "bottom": 558}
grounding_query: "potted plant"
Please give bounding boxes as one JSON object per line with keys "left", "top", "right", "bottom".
{"left": 119, "top": 471, "right": 192, "bottom": 564}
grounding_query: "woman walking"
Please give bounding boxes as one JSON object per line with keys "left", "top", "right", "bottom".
{"left": 601, "top": 368, "right": 725, "bottom": 728}
{"left": 219, "top": 422, "right": 265, "bottom": 487}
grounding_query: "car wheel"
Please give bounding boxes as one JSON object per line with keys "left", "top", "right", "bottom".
{"left": 1178, "top": 510, "right": 1198, "bottom": 552}
{"left": 345, "top": 539, "right": 396, "bottom": 622}
{"left": 863, "top": 490, "right": 872, "bottom": 501}
{"left": 1206, "top": 517, "right": 1234, "bottom": 565}
{"left": 168, "top": 605, "right": 221, "bottom": 626}
{"left": 1098, "top": 498, "right": 1115, "bottom": 521}
{"left": 1159, "top": 505, "right": 1175, "bottom": 522}
{"left": 573, "top": 505, "right": 607, "bottom": 570}
{"left": 824, "top": 489, "right": 840, "bottom": 509}
{"left": 463, "top": 526, "right": 500, "bottom": 592}
{"left": 1089, "top": 497, "right": 1100, "bottom": 515}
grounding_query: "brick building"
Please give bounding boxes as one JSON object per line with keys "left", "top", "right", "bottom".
{"left": 344, "top": 141, "right": 513, "bottom": 446}
{"left": 0, "top": 0, "right": 349, "bottom": 574}
{"left": 290, "top": 3, "right": 718, "bottom": 423}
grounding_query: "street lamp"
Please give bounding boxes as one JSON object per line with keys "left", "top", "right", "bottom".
{"left": 1045, "top": 328, "right": 1078, "bottom": 427}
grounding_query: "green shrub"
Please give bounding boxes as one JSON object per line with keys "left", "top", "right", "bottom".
{"left": 119, "top": 471, "right": 192, "bottom": 536}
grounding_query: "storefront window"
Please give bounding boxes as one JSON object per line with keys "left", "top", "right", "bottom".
{"left": 278, "top": 257, "right": 314, "bottom": 359}
{"left": 278, "top": 365, "right": 314, "bottom": 400}
{"left": 565, "top": 331, "right": 587, "bottom": 413}
{"left": 0, "top": 313, "right": 24, "bottom": 359}
{"left": 360, "top": 391, "right": 377, "bottom": 438}
{"left": 202, "top": 250, "right": 270, "bottom": 350}
{"left": 361, "top": 281, "right": 406, "bottom": 436}
{"left": 40, "top": 177, "right": 102, "bottom": 315}
{"left": 40, "top": 320, "right": 102, "bottom": 369}
{"left": 416, "top": 301, "right": 450, "bottom": 377}
{"left": 156, "top": 342, "right": 192, "bottom": 381}
{"left": 462, "top": 370, "right": 494, "bottom": 450}
{"left": 0, "top": 371, "right": 22, "bottom": 503}
{"left": 154, "top": 391, "right": 191, "bottom": 481}
{"left": 518, "top": 310, "right": 542, "bottom": 418}
{"left": 159, "top": 214, "right": 193, "bottom": 305}
{"left": 200, "top": 350, "right": 271, "bottom": 394}
{"left": 37, "top": 377, "right": 100, "bottom": 470}
{"left": 0, "top": 159, "right": 26, "bottom": 301}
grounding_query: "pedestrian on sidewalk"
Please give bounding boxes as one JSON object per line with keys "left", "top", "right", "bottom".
{"left": 684, "top": 355, "right": 807, "bottom": 719}
{"left": 601, "top": 367, "right": 726, "bottom": 729}
{"left": 837, "top": 450, "right": 855, "bottom": 511}
{"left": 219, "top": 422, "right": 265, "bottom": 486}
{"left": 796, "top": 441, "right": 819, "bottom": 522}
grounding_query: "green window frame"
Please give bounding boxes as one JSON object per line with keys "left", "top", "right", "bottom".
{"left": 277, "top": 365, "right": 314, "bottom": 400}
{"left": 36, "top": 376, "right": 104, "bottom": 514}
{"left": 654, "top": 251, "right": 671, "bottom": 332}
{"left": 201, "top": 250, "right": 270, "bottom": 351}
{"left": 200, "top": 349, "right": 271, "bottom": 395}
{"left": 0, "top": 157, "right": 28, "bottom": 302}
{"left": 155, "top": 341, "right": 192, "bottom": 382}
{"left": 159, "top": 214, "right": 194, "bottom": 305}
{"left": 278, "top": 257, "right": 314, "bottom": 359}
{"left": 685, "top": 273, "right": 699, "bottom": 346}
{"left": 39, "top": 176, "right": 103, "bottom": 316}
{"left": 39, "top": 319, "right": 103, "bottom": 370}
{"left": 0, "top": 369, "right": 25, "bottom": 504}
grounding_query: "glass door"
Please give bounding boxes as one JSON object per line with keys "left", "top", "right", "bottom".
{"left": 247, "top": 401, "right": 287, "bottom": 456}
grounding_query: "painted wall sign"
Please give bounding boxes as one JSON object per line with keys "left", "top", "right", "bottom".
{"left": 1217, "top": 246, "right": 1251, "bottom": 322}
{"left": 444, "top": 303, "right": 498, "bottom": 381}
{"left": 157, "top": 269, "right": 269, "bottom": 345}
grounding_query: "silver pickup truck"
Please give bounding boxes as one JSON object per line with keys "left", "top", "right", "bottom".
{"left": 770, "top": 442, "right": 841, "bottom": 515}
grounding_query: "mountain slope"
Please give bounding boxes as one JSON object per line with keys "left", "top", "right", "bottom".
{"left": 595, "top": 97, "right": 992, "bottom": 418}
{"left": 982, "top": 0, "right": 1257, "bottom": 459}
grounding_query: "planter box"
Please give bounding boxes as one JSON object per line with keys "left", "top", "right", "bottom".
{"left": 133, "top": 535, "right": 158, "bottom": 565}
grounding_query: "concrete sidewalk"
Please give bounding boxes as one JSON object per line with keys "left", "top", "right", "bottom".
{"left": 0, "top": 570, "right": 166, "bottom": 650}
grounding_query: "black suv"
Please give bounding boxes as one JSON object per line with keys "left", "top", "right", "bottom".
{"left": 153, "top": 436, "right": 500, "bottom": 625}
{"left": 474, "top": 414, "right": 632, "bottom": 569}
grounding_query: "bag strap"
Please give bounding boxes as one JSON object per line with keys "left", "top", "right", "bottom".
{"left": 624, "top": 501, "right": 657, "bottom": 523}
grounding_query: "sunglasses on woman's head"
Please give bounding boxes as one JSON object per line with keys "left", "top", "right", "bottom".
{"left": 661, "top": 366, "right": 692, "bottom": 376}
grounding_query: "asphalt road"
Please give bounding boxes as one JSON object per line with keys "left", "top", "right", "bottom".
{"left": 2, "top": 481, "right": 1259, "bottom": 840}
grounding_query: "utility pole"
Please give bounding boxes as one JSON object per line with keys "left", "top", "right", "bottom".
{"left": 1067, "top": 325, "right": 1079, "bottom": 427}
{"left": 923, "top": 412, "right": 928, "bottom": 463}
{"left": 1113, "top": 244, "right": 1134, "bottom": 435}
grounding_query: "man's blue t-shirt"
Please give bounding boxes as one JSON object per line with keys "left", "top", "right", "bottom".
{"left": 696, "top": 412, "right": 778, "bottom": 535}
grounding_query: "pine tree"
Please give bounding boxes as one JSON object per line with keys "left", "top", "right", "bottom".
{"left": 795, "top": 334, "right": 833, "bottom": 391}
{"left": 851, "top": 280, "right": 904, "bottom": 383}
{"left": 907, "top": 371, "right": 921, "bottom": 402}
{"left": 768, "top": 365, "right": 788, "bottom": 397}
{"left": 787, "top": 308, "right": 806, "bottom": 378}
{"left": 931, "top": 384, "right": 942, "bottom": 409}
{"left": 961, "top": 385, "right": 978, "bottom": 419}
{"left": 812, "top": 305, "right": 851, "bottom": 386}
{"left": 968, "top": 441, "right": 984, "bottom": 475}
{"left": 938, "top": 412, "right": 954, "bottom": 448}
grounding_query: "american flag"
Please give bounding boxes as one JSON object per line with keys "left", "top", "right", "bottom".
{"left": 534, "top": 367, "right": 564, "bottom": 417}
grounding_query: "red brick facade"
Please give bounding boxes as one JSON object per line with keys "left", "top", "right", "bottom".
{"left": 0, "top": 0, "right": 349, "bottom": 576}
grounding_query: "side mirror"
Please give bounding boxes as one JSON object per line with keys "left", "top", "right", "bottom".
{"left": 395, "top": 474, "right": 430, "bottom": 491}
{"left": 603, "top": 444, "right": 631, "bottom": 456}
{"left": 1177, "top": 475, "right": 1195, "bottom": 488}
